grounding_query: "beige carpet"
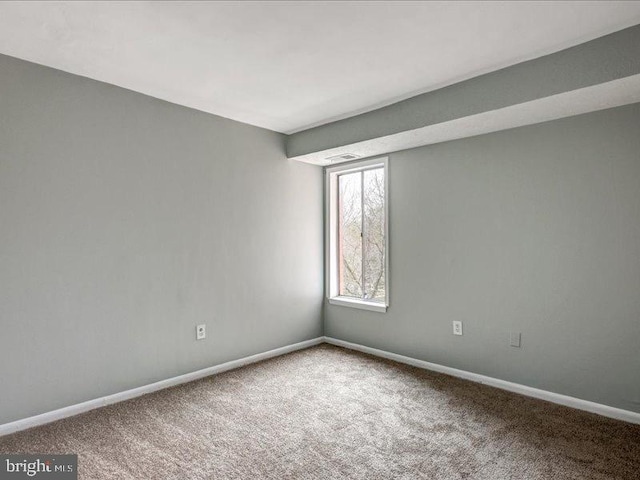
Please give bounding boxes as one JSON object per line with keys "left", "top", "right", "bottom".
{"left": 1, "top": 344, "right": 639, "bottom": 479}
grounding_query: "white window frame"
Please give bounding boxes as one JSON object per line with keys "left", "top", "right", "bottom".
{"left": 325, "top": 156, "right": 389, "bottom": 313}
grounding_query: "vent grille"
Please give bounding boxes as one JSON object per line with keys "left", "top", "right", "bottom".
{"left": 326, "top": 153, "right": 360, "bottom": 163}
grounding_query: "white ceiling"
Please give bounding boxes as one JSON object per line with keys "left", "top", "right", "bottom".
{"left": 1, "top": 1, "right": 639, "bottom": 134}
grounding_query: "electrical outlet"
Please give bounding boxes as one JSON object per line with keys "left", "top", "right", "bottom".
{"left": 510, "top": 332, "right": 521, "bottom": 348}
{"left": 452, "top": 321, "right": 463, "bottom": 336}
{"left": 196, "top": 324, "right": 206, "bottom": 340}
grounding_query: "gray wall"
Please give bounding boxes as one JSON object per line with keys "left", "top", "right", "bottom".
{"left": 0, "top": 54, "right": 323, "bottom": 424}
{"left": 326, "top": 103, "right": 640, "bottom": 414}
{"left": 2, "top": 49, "right": 639, "bottom": 426}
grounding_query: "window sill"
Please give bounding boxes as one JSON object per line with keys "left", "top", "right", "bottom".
{"left": 328, "top": 297, "right": 388, "bottom": 313}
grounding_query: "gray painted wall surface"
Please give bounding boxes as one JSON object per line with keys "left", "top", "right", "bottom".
{"left": 0, "top": 54, "right": 323, "bottom": 424}
{"left": 325, "top": 104, "right": 640, "bottom": 414}
{"left": 288, "top": 24, "right": 640, "bottom": 158}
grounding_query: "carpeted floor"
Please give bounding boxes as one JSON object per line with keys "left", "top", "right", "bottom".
{"left": 1, "top": 344, "right": 639, "bottom": 479}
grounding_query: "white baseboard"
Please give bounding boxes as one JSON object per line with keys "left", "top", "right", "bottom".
{"left": 3, "top": 335, "right": 637, "bottom": 437}
{"left": 324, "top": 336, "right": 640, "bottom": 425}
{"left": 0, "top": 337, "right": 324, "bottom": 437}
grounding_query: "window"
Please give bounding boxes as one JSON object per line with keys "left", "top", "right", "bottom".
{"left": 326, "top": 157, "right": 388, "bottom": 312}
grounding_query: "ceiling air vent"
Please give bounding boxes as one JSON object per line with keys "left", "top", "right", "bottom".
{"left": 325, "top": 153, "right": 360, "bottom": 163}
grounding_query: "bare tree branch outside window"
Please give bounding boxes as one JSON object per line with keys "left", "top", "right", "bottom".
{"left": 338, "top": 167, "right": 385, "bottom": 301}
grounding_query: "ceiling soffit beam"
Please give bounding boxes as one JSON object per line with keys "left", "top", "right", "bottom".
{"left": 286, "top": 24, "right": 640, "bottom": 165}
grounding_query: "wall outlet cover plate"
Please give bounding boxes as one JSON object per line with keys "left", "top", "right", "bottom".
{"left": 196, "top": 324, "right": 206, "bottom": 340}
{"left": 453, "top": 321, "right": 463, "bottom": 336}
